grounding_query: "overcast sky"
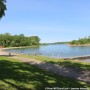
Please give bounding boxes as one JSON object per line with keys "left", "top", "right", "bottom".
{"left": 0, "top": 0, "right": 90, "bottom": 43}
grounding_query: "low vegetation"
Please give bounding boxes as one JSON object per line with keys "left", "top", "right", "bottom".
{"left": 0, "top": 56, "right": 90, "bottom": 90}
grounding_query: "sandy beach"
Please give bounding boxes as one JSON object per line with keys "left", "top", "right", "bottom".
{"left": 0, "top": 47, "right": 19, "bottom": 56}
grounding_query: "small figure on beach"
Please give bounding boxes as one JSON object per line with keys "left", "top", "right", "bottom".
{"left": 9, "top": 53, "right": 11, "bottom": 56}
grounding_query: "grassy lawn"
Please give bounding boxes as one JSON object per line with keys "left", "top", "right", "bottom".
{"left": 21, "top": 55, "right": 90, "bottom": 71}
{"left": 0, "top": 56, "right": 90, "bottom": 90}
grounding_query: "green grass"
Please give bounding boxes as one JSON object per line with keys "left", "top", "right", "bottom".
{"left": 21, "top": 55, "right": 90, "bottom": 71}
{"left": 0, "top": 56, "right": 90, "bottom": 90}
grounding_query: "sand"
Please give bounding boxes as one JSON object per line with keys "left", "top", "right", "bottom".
{"left": 0, "top": 48, "right": 18, "bottom": 56}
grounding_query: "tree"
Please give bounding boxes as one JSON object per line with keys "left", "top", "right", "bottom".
{"left": 0, "top": 33, "right": 40, "bottom": 47}
{"left": 0, "top": 0, "right": 7, "bottom": 19}
{"left": 29, "top": 36, "right": 40, "bottom": 45}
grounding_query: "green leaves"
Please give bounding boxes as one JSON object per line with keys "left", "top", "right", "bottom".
{"left": 0, "top": 0, "right": 7, "bottom": 19}
{"left": 0, "top": 33, "right": 40, "bottom": 47}
{"left": 70, "top": 36, "right": 90, "bottom": 45}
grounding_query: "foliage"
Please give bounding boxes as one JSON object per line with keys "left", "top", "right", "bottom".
{"left": 70, "top": 36, "right": 90, "bottom": 45}
{"left": 0, "top": 0, "right": 7, "bottom": 19}
{"left": 0, "top": 33, "right": 40, "bottom": 47}
{"left": 0, "top": 56, "right": 89, "bottom": 90}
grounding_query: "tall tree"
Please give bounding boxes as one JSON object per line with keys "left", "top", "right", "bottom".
{"left": 0, "top": 0, "right": 7, "bottom": 19}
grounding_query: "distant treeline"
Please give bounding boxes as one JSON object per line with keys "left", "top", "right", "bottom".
{"left": 53, "top": 42, "right": 68, "bottom": 44}
{"left": 70, "top": 36, "right": 90, "bottom": 45}
{"left": 41, "top": 42, "right": 68, "bottom": 45}
{"left": 0, "top": 33, "right": 40, "bottom": 47}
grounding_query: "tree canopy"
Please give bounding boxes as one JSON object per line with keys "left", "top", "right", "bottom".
{"left": 0, "top": 33, "right": 40, "bottom": 47}
{"left": 70, "top": 36, "right": 90, "bottom": 45}
{"left": 0, "top": 0, "right": 7, "bottom": 19}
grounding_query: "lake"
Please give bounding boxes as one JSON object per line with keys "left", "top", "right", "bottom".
{"left": 4, "top": 44, "right": 90, "bottom": 58}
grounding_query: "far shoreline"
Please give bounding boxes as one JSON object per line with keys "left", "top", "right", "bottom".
{"left": 68, "top": 44, "right": 90, "bottom": 47}
{"left": 1, "top": 45, "right": 40, "bottom": 50}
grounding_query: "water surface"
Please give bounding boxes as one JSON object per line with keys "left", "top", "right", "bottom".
{"left": 4, "top": 44, "right": 90, "bottom": 58}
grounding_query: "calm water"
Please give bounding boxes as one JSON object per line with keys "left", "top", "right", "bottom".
{"left": 4, "top": 44, "right": 90, "bottom": 58}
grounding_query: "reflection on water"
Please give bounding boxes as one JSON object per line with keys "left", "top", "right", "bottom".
{"left": 4, "top": 44, "right": 90, "bottom": 58}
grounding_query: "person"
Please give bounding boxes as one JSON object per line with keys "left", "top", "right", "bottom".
{"left": 9, "top": 53, "right": 11, "bottom": 56}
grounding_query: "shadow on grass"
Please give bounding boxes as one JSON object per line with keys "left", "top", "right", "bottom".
{"left": 47, "top": 60, "right": 90, "bottom": 71}
{"left": 0, "top": 58, "right": 89, "bottom": 90}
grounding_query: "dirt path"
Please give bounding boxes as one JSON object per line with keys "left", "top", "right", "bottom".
{"left": 11, "top": 56, "right": 90, "bottom": 84}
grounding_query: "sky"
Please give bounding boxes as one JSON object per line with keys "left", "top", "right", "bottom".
{"left": 0, "top": 0, "right": 90, "bottom": 43}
